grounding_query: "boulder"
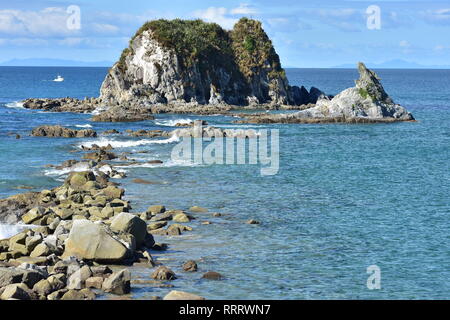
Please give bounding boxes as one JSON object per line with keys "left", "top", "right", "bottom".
{"left": 151, "top": 266, "right": 176, "bottom": 280}
{"left": 67, "top": 171, "right": 96, "bottom": 188}
{"left": 163, "top": 290, "right": 205, "bottom": 301}
{"left": 173, "top": 213, "right": 193, "bottom": 223}
{"left": 150, "top": 212, "right": 173, "bottom": 222}
{"left": 110, "top": 212, "right": 147, "bottom": 247}
{"left": 202, "top": 271, "right": 223, "bottom": 280}
{"left": 67, "top": 265, "right": 92, "bottom": 290}
{"left": 1, "top": 283, "right": 32, "bottom": 300}
{"left": 102, "top": 269, "right": 131, "bottom": 295}
{"left": 22, "top": 207, "right": 45, "bottom": 224}
{"left": 85, "top": 276, "right": 104, "bottom": 289}
{"left": 102, "top": 186, "right": 124, "bottom": 200}
{"left": 147, "top": 221, "right": 167, "bottom": 231}
{"left": 147, "top": 205, "right": 166, "bottom": 215}
{"left": 64, "top": 220, "right": 129, "bottom": 263}
{"left": 182, "top": 260, "right": 198, "bottom": 272}
{"left": 33, "top": 279, "right": 53, "bottom": 297}
{"left": 31, "top": 125, "right": 97, "bottom": 138}
{"left": 30, "top": 243, "right": 52, "bottom": 257}
{"left": 189, "top": 206, "right": 208, "bottom": 213}
{"left": 61, "top": 289, "right": 94, "bottom": 300}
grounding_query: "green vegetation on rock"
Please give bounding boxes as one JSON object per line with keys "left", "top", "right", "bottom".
{"left": 117, "top": 18, "right": 287, "bottom": 82}
{"left": 230, "top": 18, "right": 285, "bottom": 80}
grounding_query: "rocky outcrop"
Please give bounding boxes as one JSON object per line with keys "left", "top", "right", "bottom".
{"left": 237, "top": 63, "right": 415, "bottom": 124}
{"left": 22, "top": 98, "right": 100, "bottom": 113}
{"left": 91, "top": 104, "right": 155, "bottom": 122}
{"left": 100, "top": 18, "right": 310, "bottom": 109}
{"left": 31, "top": 125, "right": 97, "bottom": 138}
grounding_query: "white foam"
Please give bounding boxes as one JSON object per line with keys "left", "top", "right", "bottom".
{"left": 44, "top": 162, "right": 92, "bottom": 177}
{"left": 0, "top": 224, "right": 27, "bottom": 240}
{"left": 5, "top": 101, "right": 24, "bottom": 109}
{"left": 75, "top": 124, "right": 93, "bottom": 128}
{"left": 154, "top": 119, "right": 193, "bottom": 127}
{"left": 78, "top": 136, "right": 179, "bottom": 149}
{"left": 116, "top": 158, "right": 202, "bottom": 170}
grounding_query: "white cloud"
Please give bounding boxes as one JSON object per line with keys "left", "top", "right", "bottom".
{"left": 0, "top": 8, "right": 79, "bottom": 37}
{"left": 193, "top": 7, "right": 238, "bottom": 29}
{"left": 193, "top": 4, "right": 260, "bottom": 29}
{"left": 230, "top": 3, "right": 258, "bottom": 15}
{"left": 422, "top": 8, "right": 450, "bottom": 25}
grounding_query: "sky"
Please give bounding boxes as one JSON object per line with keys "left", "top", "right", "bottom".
{"left": 0, "top": 0, "right": 449, "bottom": 67}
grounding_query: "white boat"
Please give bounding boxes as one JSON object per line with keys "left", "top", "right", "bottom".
{"left": 53, "top": 75, "right": 64, "bottom": 82}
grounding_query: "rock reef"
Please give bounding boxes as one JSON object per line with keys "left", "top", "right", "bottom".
{"left": 237, "top": 63, "right": 415, "bottom": 124}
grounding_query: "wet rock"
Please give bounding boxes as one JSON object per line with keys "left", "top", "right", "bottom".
{"left": 189, "top": 206, "right": 208, "bottom": 213}
{"left": 147, "top": 221, "right": 168, "bottom": 231}
{"left": 151, "top": 266, "right": 176, "bottom": 280}
{"left": 151, "top": 243, "right": 168, "bottom": 251}
{"left": 202, "top": 271, "right": 223, "bottom": 280}
{"left": 31, "top": 125, "right": 97, "bottom": 138}
{"left": 147, "top": 205, "right": 166, "bottom": 215}
{"left": 22, "top": 97, "right": 99, "bottom": 113}
{"left": 173, "top": 213, "right": 193, "bottom": 223}
{"left": 91, "top": 105, "right": 155, "bottom": 123}
{"left": 246, "top": 219, "right": 260, "bottom": 225}
{"left": 102, "top": 269, "right": 131, "bottom": 295}
{"left": 182, "top": 260, "right": 198, "bottom": 272}
{"left": 61, "top": 289, "right": 93, "bottom": 300}
{"left": 150, "top": 211, "right": 173, "bottom": 222}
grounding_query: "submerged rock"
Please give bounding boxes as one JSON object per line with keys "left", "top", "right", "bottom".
{"left": 151, "top": 266, "right": 176, "bottom": 280}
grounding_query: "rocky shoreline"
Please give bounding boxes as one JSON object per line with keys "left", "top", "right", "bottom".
{"left": 0, "top": 125, "right": 246, "bottom": 300}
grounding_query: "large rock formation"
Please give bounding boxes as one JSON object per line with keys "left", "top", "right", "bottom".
{"left": 237, "top": 63, "right": 415, "bottom": 123}
{"left": 100, "top": 18, "right": 313, "bottom": 108}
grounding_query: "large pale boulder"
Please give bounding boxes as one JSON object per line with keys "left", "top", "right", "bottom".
{"left": 110, "top": 212, "right": 148, "bottom": 247}
{"left": 64, "top": 220, "right": 129, "bottom": 263}
{"left": 163, "top": 290, "right": 205, "bottom": 301}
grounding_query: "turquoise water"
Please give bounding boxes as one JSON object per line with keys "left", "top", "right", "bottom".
{"left": 0, "top": 67, "right": 449, "bottom": 299}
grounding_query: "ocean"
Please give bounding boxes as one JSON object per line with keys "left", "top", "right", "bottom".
{"left": 0, "top": 66, "right": 449, "bottom": 299}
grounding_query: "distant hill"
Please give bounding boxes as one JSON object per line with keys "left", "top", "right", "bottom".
{"left": 0, "top": 58, "right": 113, "bottom": 67}
{"left": 333, "top": 59, "right": 450, "bottom": 69}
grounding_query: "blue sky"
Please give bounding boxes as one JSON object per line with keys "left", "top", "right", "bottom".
{"left": 0, "top": 0, "right": 449, "bottom": 67}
